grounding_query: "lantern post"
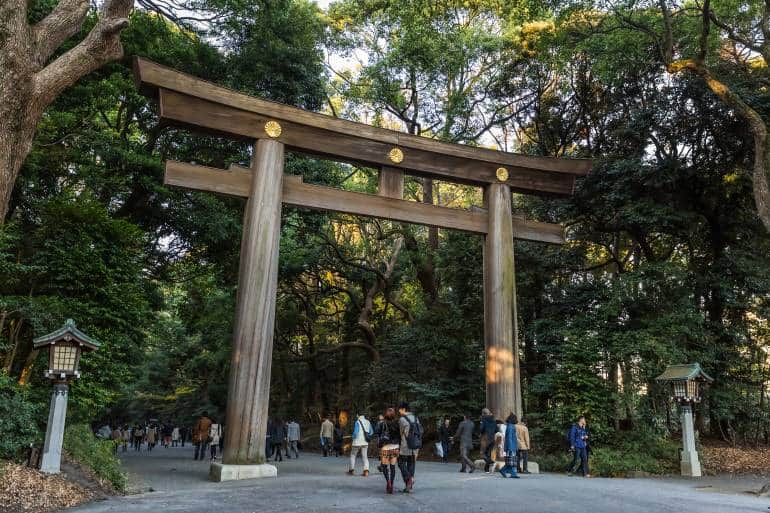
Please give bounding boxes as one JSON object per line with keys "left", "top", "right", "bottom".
{"left": 656, "top": 363, "right": 714, "bottom": 477}
{"left": 33, "top": 319, "right": 100, "bottom": 474}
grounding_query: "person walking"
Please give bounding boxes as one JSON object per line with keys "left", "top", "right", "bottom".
{"left": 146, "top": 424, "right": 157, "bottom": 452}
{"left": 567, "top": 415, "right": 591, "bottom": 477}
{"left": 193, "top": 411, "right": 213, "bottom": 461}
{"left": 287, "top": 419, "right": 301, "bottom": 458}
{"left": 516, "top": 417, "right": 531, "bottom": 474}
{"left": 348, "top": 412, "right": 373, "bottom": 476}
{"left": 498, "top": 414, "right": 520, "bottom": 478}
{"left": 269, "top": 418, "right": 286, "bottom": 462}
{"left": 162, "top": 423, "right": 173, "bottom": 448}
{"left": 209, "top": 420, "right": 222, "bottom": 461}
{"left": 452, "top": 413, "right": 475, "bottom": 473}
{"left": 133, "top": 425, "right": 144, "bottom": 451}
{"left": 320, "top": 416, "right": 334, "bottom": 457}
{"left": 171, "top": 426, "right": 180, "bottom": 447}
{"left": 378, "top": 408, "right": 401, "bottom": 494}
{"left": 333, "top": 421, "right": 344, "bottom": 457}
{"left": 121, "top": 425, "right": 130, "bottom": 452}
{"left": 479, "top": 408, "right": 497, "bottom": 473}
{"left": 397, "top": 402, "right": 421, "bottom": 493}
{"left": 110, "top": 426, "right": 122, "bottom": 454}
{"left": 438, "top": 417, "right": 451, "bottom": 463}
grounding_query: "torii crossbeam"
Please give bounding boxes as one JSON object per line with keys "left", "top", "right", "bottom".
{"left": 133, "top": 58, "right": 591, "bottom": 481}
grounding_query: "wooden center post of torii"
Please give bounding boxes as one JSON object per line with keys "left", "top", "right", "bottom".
{"left": 134, "top": 58, "right": 591, "bottom": 481}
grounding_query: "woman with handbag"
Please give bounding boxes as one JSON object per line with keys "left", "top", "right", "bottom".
{"left": 348, "top": 412, "right": 373, "bottom": 476}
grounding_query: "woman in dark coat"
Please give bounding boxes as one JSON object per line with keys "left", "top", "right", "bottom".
{"left": 269, "top": 418, "right": 285, "bottom": 462}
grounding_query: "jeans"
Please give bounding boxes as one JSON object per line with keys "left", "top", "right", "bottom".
{"left": 459, "top": 444, "right": 474, "bottom": 471}
{"left": 321, "top": 437, "right": 330, "bottom": 456}
{"left": 350, "top": 445, "right": 369, "bottom": 472}
{"left": 289, "top": 440, "right": 299, "bottom": 458}
{"left": 518, "top": 450, "right": 529, "bottom": 472}
{"left": 440, "top": 440, "right": 449, "bottom": 462}
{"left": 576, "top": 447, "right": 589, "bottom": 476}
{"left": 397, "top": 455, "right": 416, "bottom": 483}
{"left": 194, "top": 441, "right": 209, "bottom": 460}
{"left": 271, "top": 443, "right": 283, "bottom": 462}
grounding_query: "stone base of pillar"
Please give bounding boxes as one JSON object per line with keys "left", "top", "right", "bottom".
{"left": 680, "top": 451, "right": 702, "bottom": 477}
{"left": 209, "top": 463, "right": 277, "bottom": 482}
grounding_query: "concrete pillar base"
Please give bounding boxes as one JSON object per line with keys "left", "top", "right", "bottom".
{"left": 209, "top": 463, "right": 277, "bottom": 482}
{"left": 680, "top": 452, "right": 702, "bottom": 477}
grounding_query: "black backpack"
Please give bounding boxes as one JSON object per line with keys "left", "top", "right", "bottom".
{"left": 405, "top": 415, "right": 423, "bottom": 450}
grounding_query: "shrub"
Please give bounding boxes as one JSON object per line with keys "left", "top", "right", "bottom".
{"left": 63, "top": 424, "right": 126, "bottom": 492}
{"left": 0, "top": 375, "right": 42, "bottom": 460}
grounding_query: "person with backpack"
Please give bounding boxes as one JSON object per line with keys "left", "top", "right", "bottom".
{"left": 348, "top": 412, "right": 373, "bottom": 476}
{"left": 398, "top": 401, "right": 422, "bottom": 493}
{"left": 378, "top": 407, "right": 401, "bottom": 494}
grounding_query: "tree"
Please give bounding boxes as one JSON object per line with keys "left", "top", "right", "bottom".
{"left": 0, "top": 0, "right": 133, "bottom": 223}
{"left": 607, "top": 0, "right": 770, "bottom": 232}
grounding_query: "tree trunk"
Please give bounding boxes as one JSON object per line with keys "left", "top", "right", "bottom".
{"left": 0, "top": 0, "right": 132, "bottom": 222}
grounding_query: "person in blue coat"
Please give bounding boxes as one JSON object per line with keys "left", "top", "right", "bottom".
{"left": 568, "top": 416, "right": 591, "bottom": 477}
{"left": 499, "top": 413, "right": 520, "bottom": 478}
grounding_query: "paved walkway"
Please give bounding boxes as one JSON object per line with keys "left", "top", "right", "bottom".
{"left": 63, "top": 446, "right": 769, "bottom": 513}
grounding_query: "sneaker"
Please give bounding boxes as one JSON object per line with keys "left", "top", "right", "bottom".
{"left": 499, "top": 469, "right": 508, "bottom": 478}
{"left": 347, "top": 469, "right": 354, "bottom": 475}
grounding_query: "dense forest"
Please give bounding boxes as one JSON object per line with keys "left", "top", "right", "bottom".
{"left": 1, "top": 0, "right": 769, "bottom": 473}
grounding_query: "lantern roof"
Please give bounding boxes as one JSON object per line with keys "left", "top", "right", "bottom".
{"left": 655, "top": 363, "right": 713, "bottom": 383}
{"left": 33, "top": 319, "right": 101, "bottom": 351}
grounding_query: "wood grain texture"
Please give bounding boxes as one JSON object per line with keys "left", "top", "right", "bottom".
{"left": 134, "top": 57, "right": 592, "bottom": 195}
{"left": 483, "top": 183, "right": 523, "bottom": 420}
{"left": 165, "top": 160, "right": 565, "bottom": 244}
{"left": 222, "top": 140, "right": 284, "bottom": 466}
{"left": 378, "top": 166, "right": 404, "bottom": 199}
{"left": 157, "top": 89, "right": 576, "bottom": 196}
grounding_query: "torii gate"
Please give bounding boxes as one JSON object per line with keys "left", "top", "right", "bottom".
{"left": 134, "top": 58, "right": 591, "bottom": 481}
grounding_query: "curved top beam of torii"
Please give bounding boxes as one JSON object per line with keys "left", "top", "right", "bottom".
{"left": 133, "top": 57, "right": 591, "bottom": 197}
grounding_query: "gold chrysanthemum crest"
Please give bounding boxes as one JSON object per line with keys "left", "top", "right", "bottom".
{"left": 495, "top": 167, "right": 509, "bottom": 182}
{"left": 264, "top": 120, "right": 282, "bottom": 138}
{"left": 387, "top": 147, "right": 404, "bottom": 164}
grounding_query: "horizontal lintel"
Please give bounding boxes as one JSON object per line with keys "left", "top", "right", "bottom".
{"left": 165, "top": 161, "right": 566, "bottom": 244}
{"left": 134, "top": 57, "right": 592, "bottom": 197}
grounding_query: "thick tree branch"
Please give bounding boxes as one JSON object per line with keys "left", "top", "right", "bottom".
{"left": 32, "top": 0, "right": 133, "bottom": 108}
{"left": 32, "top": 0, "right": 90, "bottom": 66}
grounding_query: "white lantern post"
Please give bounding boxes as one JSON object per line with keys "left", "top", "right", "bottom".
{"left": 33, "top": 319, "right": 100, "bottom": 474}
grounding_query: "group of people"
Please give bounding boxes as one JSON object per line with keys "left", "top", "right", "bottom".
{"left": 105, "top": 422, "right": 188, "bottom": 453}
{"left": 265, "top": 418, "right": 302, "bottom": 462}
{"left": 325, "top": 402, "right": 421, "bottom": 494}
{"left": 191, "top": 412, "right": 224, "bottom": 461}
{"left": 322, "top": 406, "right": 592, "bottom": 494}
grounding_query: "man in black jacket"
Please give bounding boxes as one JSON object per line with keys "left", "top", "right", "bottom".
{"left": 479, "top": 408, "right": 497, "bottom": 473}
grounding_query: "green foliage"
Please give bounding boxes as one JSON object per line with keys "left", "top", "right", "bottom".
{"left": 0, "top": 375, "right": 41, "bottom": 460}
{"left": 63, "top": 424, "right": 126, "bottom": 492}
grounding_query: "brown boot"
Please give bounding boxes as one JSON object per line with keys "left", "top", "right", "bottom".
{"left": 363, "top": 470, "right": 369, "bottom": 477}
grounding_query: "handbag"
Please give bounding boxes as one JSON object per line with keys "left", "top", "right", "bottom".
{"left": 358, "top": 419, "right": 372, "bottom": 443}
{"left": 434, "top": 441, "right": 444, "bottom": 458}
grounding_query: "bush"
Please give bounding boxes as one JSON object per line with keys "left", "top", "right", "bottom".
{"left": 0, "top": 375, "right": 42, "bottom": 460}
{"left": 533, "top": 430, "right": 680, "bottom": 477}
{"left": 63, "top": 424, "right": 126, "bottom": 492}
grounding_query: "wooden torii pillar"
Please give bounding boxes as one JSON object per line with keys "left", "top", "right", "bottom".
{"left": 134, "top": 58, "right": 591, "bottom": 481}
